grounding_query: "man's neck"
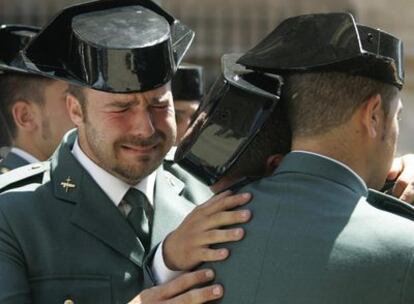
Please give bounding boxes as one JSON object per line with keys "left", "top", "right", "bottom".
{"left": 13, "top": 137, "right": 46, "bottom": 161}
{"left": 291, "top": 134, "right": 370, "bottom": 186}
{"left": 10, "top": 147, "right": 41, "bottom": 163}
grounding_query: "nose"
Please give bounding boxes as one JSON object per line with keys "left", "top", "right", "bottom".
{"left": 133, "top": 109, "right": 156, "bottom": 138}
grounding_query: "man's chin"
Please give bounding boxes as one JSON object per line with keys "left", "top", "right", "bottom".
{"left": 114, "top": 159, "right": 162, "bottom": 182}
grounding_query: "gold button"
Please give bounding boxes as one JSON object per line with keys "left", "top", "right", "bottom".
{"left": 64, "top": 300, "right": 74, "bottom": 304}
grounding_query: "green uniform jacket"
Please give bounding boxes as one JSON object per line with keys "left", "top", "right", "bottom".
{"left": 0, "top": 131, "right": 211, "bottom": 304}
{"left": 0, "top": 151, "right": 29, "bottom": 174}
{"left": 205, "top": 152, "right": 414, "bottom": 304}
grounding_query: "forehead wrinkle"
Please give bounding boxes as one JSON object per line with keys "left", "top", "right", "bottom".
{"left": 106, "top": 99, "right": 138, "bottom": 108}
{"left": 149, "top": 90, "right": 172, "bottom": 104}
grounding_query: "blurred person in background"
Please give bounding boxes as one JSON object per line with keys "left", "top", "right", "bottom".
{"left": 172, "top": 63, "right": 204, "bottom": 145}
{"left": 0, "top": 24, "right": 74, "bottom": 174}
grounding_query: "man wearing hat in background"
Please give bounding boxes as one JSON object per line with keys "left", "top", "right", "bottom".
{"left": 0, "top": 1, "right": 252, "bottom": 303}
{"left": 172, "top": 63, "right": 204, "bottom": 145}
{"left": 162, "top": 14, "right": 414, "bottom": 303}
{"left": 0, "top": 110, "right": 11, "bottom": 160}
{"left": 0, "top": 24, "right": 74, "bottom": 174}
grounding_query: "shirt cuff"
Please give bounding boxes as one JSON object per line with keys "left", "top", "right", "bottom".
{"left": 151, "top": 241, "right": 184, "bottom": 284}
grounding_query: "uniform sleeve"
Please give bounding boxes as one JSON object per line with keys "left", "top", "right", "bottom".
{"left": 151, "top": 241, "right": 183, "bottom": 284}
{"left": 142, "top": 242, "right": 183, "bottom": 288}
{"left": 0, "top": 207, "right": 31, "bottom": 303}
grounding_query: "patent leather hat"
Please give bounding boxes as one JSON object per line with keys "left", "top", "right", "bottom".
{"left": 175, "top": 54, "right": 283, "bottom": 185}
{"left": 20, "top": 0, "right": 194, "bottom": 93}
{"left": 172, "top": 64, "right": 204, "bottom": 101}
{"left": 238, "top": 13, "right": 404, "bottom": 89}
{"left": 0, "top": 24, "right": 40, "bottom": 74}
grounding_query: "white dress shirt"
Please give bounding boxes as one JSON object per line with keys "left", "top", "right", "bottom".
{"left": 10, "top": 147, "right": 40, "bottom": 164}
{"left": 72, "top": 139, "right": 179, "bottom": 284}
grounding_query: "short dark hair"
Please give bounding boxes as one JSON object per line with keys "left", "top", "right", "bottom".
{"left": 67, "top": 84, "right": 87, "bottom": 117}
{"left": 68, "top": 84, "right": 85, "bottom": 104}
{"left": 0, "top": 72, "right": 54, "bottom": 139}
{"left": 0, "top": 110, "right": 11, "bottom": 146}
{"left": 283, "top": 72, "right": 399, "bottom": 138}
{"left": 226, "top": 101, "right": 291, "bottom": 178}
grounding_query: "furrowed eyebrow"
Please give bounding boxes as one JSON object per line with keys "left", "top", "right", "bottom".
{"left": 152, "top": 95, "right": 170, "bottom": 103}
{"left": 105, "top": 100, "right": 137, "bottom": 108}
{"left": 151, "top": 90, "right": 172, "bottom": 104}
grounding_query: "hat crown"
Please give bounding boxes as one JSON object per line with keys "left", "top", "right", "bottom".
{"left": 72, "top": 6, "right": 170, "bottom": 49}
{"left": 20, "top": 0, "right": 194, "bottom": 93}
{"left": 238, "top": 12, "right": 404, "bottom": 89}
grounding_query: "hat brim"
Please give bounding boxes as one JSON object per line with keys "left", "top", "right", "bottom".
{"left": 20, "top": 0, "right": 194, "bottom": 93}
{"left": 175, "top": 54, "right": 283, "bottom": 185}
{"left": 0, "top": 24, "right": 40, "bottom": 75}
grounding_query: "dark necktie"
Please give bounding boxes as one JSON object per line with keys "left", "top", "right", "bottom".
{"left": 123, "top": 188, "right": 153, "bottom": 252}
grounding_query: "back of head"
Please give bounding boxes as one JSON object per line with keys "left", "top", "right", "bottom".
{"left": 283, "top": 72, "right": 399, "bottom": 139}
{"left": 0, "top": 72, "right": 53, "bottom": 141}
{"left": 226, "top": 86, "right": 290, "bottom": 180}
{"left": 175, "top": 54, "right": 290, "bottom": 187}
{"left": 237, "top": 13, "right": 404, "bottom": 189}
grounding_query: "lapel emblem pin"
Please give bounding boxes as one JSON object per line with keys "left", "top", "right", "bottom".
{"left": 60, "top": 176, "right": 76, "bottom": 192}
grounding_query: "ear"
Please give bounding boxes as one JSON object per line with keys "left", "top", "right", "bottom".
{"left": 11, "top": 100, "right": 38, "bottom": 132}
{"left": 66, "top": 94, "right": 84, "bottom": 126}
{"left": 360, "top": 94, "right": 383, "bottom": 139}
{"left": 264, "top": 153, "right": 285, "bottom": 176}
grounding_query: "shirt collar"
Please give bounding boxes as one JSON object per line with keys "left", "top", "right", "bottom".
{"left": 71, "top": 139, "right": 156, "bottom": 207}
{"left": 291, "top": 150, "right": 368, "bottom": 192}
{"left": 10, "top": 147, "right": 40, "bottom": 164}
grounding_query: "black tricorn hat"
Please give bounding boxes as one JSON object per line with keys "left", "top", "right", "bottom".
{"left": 174, "top": 54, "right": 283, "bottom": 185}
{"left": 0, "top": 24, "right": 40, "bottom": 74}
{"left": 20, "top": 0, "right": 194, "bottom": 93}
{"left": 172, "top": 64, "right": 204, "bottom": 101}
{"left": 238, "top": 13, "right": 404, "bottom": 89}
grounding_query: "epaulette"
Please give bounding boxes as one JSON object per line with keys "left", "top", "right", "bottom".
{"left": 0, "top": 161, "right": 50, "bottom": 192}
{"left": 367, "top": 188, "right": 414, "bottom": 221}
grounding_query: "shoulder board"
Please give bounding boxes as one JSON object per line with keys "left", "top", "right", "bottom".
{"left": 367, "top": 189, "right": 414, "bottom": 221}
{"left": 0, "top": 161, "right": 50, "bottom": 191}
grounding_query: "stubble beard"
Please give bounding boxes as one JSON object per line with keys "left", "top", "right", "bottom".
{"left": 85, "top": 123, "right": 169, "bottom": 185}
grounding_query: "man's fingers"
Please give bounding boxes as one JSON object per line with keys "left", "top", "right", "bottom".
{"left": 391, "top": 154, "right": 414, "bottom": 198}
{"left": 393, "top": 171, "right": 414, "bottom": 198}
{"left": 387, "top": 157, "right": 403, "bottom": 181}
{"left": 158, "top": 269, "right": 215, "bottom": 299}
{"left": 400, "top": 183, "right": 414, "bottom": 204}
{"left": 167, "top": 284, "right": 224, "bottom": 304}
{"left": 198, "top": 247, "right": 230, "bottom": 262}
{"left": 202, "top": 193, "right": 252, "bottom": 216}
{"left": 200, "top": 228, "right": 245, "bottom": 246}
{"left": 203, "top": 209, "right": 251, "bottom": 230}
{"left": 196, "top": 190, "right": 233, "bottom": 211}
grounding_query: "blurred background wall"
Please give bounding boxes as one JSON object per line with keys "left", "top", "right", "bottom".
{"left": 1, "top": 0, "right": 413, "bottom": 154}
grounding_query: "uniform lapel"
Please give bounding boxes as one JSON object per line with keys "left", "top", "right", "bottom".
{"left": 50, "top": 130, "right": 145, "bottom": 267}
{"left": 151, "top": 167, "right": 196, "bottom": 248}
